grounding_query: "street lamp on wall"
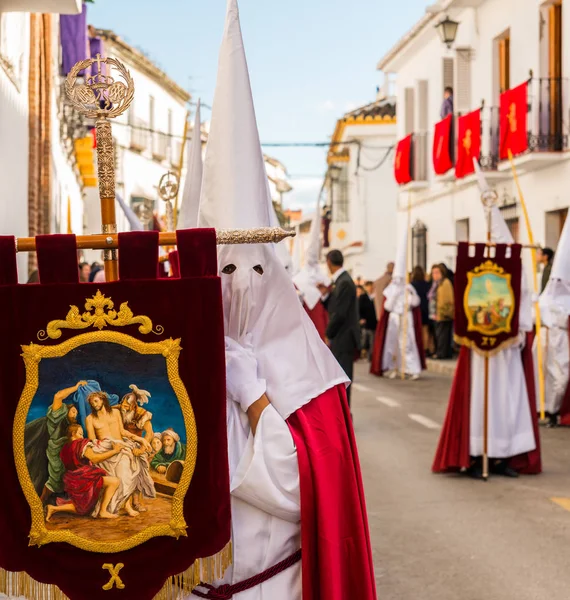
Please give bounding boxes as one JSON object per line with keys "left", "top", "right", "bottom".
{"left": 435, "top": 15, "right": 460, "bottom": 49}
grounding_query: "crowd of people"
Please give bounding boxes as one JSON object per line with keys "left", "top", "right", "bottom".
{"left": 353, "top": 261, "right": 457, "bottom": 362}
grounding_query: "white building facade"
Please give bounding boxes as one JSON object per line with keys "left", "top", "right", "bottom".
{"left": 325, "top": 99, "right": 399, "bottom": 281}
{"left": 379, "top": 0, "right": 570, "bottom": 278}
{"left": 0, "top": 0, "right": 84, "bottom": 280}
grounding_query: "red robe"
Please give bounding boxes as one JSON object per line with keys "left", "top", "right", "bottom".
{"left": 432, "top": 334, "right": 541, "bottom": 474}
{"left": 304, "top": 301, "right": 328, "bottom": 343}
{"left": 59, "top": 439, "right": 108, "bottom": 515}
{"left": 287, "top": 385, "right": 377, "bottom": 600}
{"left": 370, "top": 305, "right": 426, "bottom": 376}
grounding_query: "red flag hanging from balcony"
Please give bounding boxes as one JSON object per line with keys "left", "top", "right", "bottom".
{"left": 499, "top": 82, "right": 528, "bottom": 159}
{"left": 433, "top": 114, "right": 453, "bottom": 175}
{"left": 394, "top": 134, "right": 413, "bottom": 185}
{"left": 455, "top": 109, "right": 481, "bottom": 179}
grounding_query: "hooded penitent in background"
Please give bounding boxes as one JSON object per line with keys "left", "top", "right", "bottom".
{"left": 536, "top": 214, "right": 570, "bottom": 426}
{"left": 178, "top": 100, "right": 204, "bottom": 230}
{"left": 370, "top": 221, "right": 425, "bottom": 379}
{"left": 433, "top": 161, "right": 541, "bottom": 478}
{"left": 193, "top": 1, "right": 376, "bottom": 598}
{"left": 292, "top": 197, "right": 330, "bottom": 341}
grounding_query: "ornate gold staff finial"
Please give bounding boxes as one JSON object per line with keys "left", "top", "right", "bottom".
{"left": 158, "top": 171, "right": 180, "bottom": 232}
{"left": 65, "top": 54, "right": 135, "bottom": 281}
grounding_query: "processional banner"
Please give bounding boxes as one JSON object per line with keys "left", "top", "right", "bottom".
{"left": 453, "top": 241, "right": 522, "bottom": 356}
{"left": 0, "top": 231, "right": 231, "bottom": 600}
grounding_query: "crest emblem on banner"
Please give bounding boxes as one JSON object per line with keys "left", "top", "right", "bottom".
{"left": 14, "top": 291, "right": 197, "bottom": 553}
{"left": 454, "top": 242, "right": 522, "bottom": 355}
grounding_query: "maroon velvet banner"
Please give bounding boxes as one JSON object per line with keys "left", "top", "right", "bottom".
{"left": 394, "top": 134, "right": 413, "bottom": 185}
{"left": 454, "top": 241, "right": 522, "bottom": 355}
{"left": 433, "top": 114, "right": 453, "bottom": 175}
{"left": 0, "top": 231, "right": 231, "bottom": 600}
{"left": 455, "top": 109, "right": 481, "bottom": 178}
{"left": 499, "top": 81, "right": 529, "bottom": 159}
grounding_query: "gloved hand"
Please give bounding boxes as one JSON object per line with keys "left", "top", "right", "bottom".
{"left": 531, "top": 293, "right": 540, "bottom": 305}
{"left": 225, "top": 335, "right": 267, "bottom": 413}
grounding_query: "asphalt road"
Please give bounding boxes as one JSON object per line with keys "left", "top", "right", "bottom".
{"left": 353, "top": 362, "right": 570, "bottom": 600}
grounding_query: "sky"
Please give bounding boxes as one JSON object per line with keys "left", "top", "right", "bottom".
{"left": 88, "top": 0, "right": 429, "bottom": 214}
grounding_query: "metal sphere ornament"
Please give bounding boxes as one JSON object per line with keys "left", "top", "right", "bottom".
{"left": 158, "top": 171, "right": 180, "bottom": 203}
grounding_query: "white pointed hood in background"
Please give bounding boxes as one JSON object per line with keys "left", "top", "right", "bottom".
{"left": 116, "top": 193, "right": 144, "bottom": 231}
{"left": 473, "top": 158, "right": 532, "bottom": 331}
{"left": 540, "top": 214, "right": 570, "bottom": 325}
{"left": 292, "top": 195, "right": 329, "bottom": 310}
{"left": 383, "top": 218, "right": 411, "bottom": 310}
{"left": 199, "top": 0, "right": 348, "bottom": 419}
{"left": 178, "top": 101, "right": 203, "bottom": 229}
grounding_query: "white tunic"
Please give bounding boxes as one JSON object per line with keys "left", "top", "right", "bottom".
{"left": 533, "top": 321, "right": 569, "bottom": 415}
{"left": 189, "top": 400, "right": 302, "bottom": 599}
{"left": 381, "top": 284, "right": 422, "bottom": 376}
{"left": 469, "top": 279, "right": 536, "bottom": 458}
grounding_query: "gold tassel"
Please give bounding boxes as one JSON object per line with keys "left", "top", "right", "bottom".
{"left": 0, "top": 569, "right": 71, "bottom": 600}
{"left": 152, "top": 540, "right": 233, "bottom": 599}
{"left": 0, "top": 543, "right": 231, "bottom": 600}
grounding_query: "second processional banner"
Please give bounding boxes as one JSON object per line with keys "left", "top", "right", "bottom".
{"left": 453, "top": 241, "right": 522, "bottom": 355}
{"left": 0, "top": 231, "right": 231, "bottom": 600}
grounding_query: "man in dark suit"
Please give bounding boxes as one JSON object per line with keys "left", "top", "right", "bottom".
{"left": 358, "top": 284, "right": 377, "bottom": 360}
{"left": 318, "top": 250, "right": 360, "bottom": 405}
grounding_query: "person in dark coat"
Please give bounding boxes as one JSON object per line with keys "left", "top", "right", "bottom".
{"left": 410, "top": 266, "right": 433, "bottom": 356}
{"left": 358, "top": 284, "right": 377, "bottom": 360}
{"left": 318, "top": 250, "right": 360, "bottom": 405}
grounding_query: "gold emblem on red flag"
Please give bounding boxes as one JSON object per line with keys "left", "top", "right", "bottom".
{"left": 507, "top": 102, "right": 517, "bottom": 133}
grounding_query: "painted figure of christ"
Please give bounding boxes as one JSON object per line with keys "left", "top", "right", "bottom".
{"left": 85, "top": 391, "right": 156, "bottom": 517}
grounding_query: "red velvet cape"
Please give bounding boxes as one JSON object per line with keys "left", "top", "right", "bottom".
{"left": 287, "top": 384, "right": 377, "bottom": 600}
{"left": 370, "top": 305, "right": 425, "bottom": 376}
{"left": 432, "top": 334, "right": 541, "bottom": 474}
{"left": 304, "top": 300, "right": 328, "bottom": 342}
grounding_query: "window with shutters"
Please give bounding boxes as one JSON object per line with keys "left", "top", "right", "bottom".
{"left": 418, "top": 80, "right": 428, "bottom": 131}
{"left": 455, "top": 49, "right": 472, "bottom": 115}
{"left": 412, "top": 220, "right": 427, "bottom": 273}
{"left": 494, "top": 30, "right": 510, "bottom": 100}
{"left": 442, "top": 57, "right": 454, "bottom": 92}
{"left": 455, "top": 218, "right": 469, "bottom": 242}
{"left": 404, "top": 87, "right": 415, "bottom": 135}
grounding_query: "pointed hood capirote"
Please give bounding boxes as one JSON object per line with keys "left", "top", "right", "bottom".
{"left": 540, "top": 214, "right": 570, "bottom": 327}
{"left": 292, "top": 195, "right": 329, "bottom": 310}
{"left": 178, "top": 100, "right": 203, "bottom": 230}
{"left": 199, "top": 0, "right": 347, "bottom": 419}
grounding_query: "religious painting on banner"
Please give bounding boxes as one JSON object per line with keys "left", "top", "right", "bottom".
{"left": 455, "top": 109, "right": 481, "bottom": 178}
{"left": 499, "top": 81, "right": 528, "bottom": 159}
{"left": 0, "top": 231, "right": 231, "bottom": 600}
{"left": 453, "top": 241, "right": 522, "bottom": 355}
{"left": 433, "top": 114, "right": 454, "bottom": 175}
{"left": 394, "top": 134, "right": 413, "bottom": 185}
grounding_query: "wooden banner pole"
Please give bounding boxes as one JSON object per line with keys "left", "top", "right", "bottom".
{"left": 508, "top": 149, "right": 546, "bottom": 420}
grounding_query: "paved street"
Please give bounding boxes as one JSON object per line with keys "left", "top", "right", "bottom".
{"left": 354, "top": 362, "right": 570, "bottom": 600}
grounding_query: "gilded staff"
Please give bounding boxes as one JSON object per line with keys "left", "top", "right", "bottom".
{"left": 15, "top": 227, "right": 295, "bottom": 253}
{"left": 65, "top": 53, "right": 135, "bottom": 282}
{"left": 158, "top": 171, "right": 180, "bottom": 233}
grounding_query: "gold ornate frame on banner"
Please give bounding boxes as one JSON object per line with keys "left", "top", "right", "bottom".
{"left": 13, "top": 292, "right": 197, "bottom": 553}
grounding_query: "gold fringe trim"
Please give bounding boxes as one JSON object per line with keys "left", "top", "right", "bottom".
{"left": 153, "top": 541, "right": 233, "bottom": 600}
{"left": 454, "top": 334, "right": 521, "bottom": 358}
{"left": 0, "top": 569, "right": 70, "bottom": 599}
{"left": 0, "top": 542, "right": 231, "bottom": 600}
